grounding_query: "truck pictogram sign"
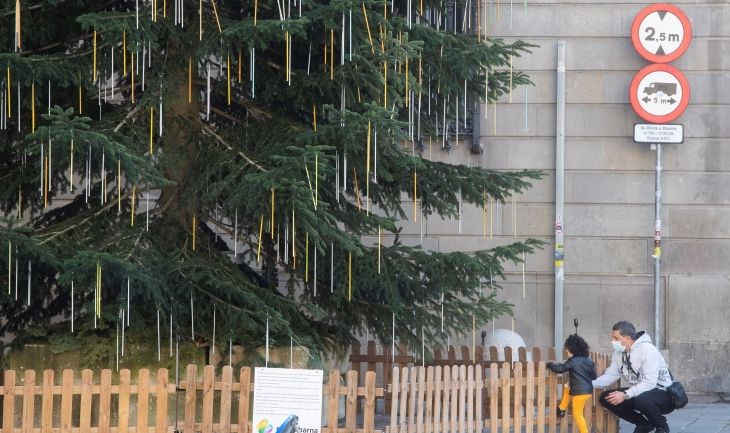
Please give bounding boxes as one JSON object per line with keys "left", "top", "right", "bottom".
{"left": 630, "top": 63, "right": 690, "bottom": 124}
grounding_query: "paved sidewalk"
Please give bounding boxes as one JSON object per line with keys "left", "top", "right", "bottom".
{"left": 619, "top": 403, "right": 730, "bottom": 432}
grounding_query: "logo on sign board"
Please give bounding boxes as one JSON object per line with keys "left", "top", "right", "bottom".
{"left": 631, "top": 3, "right": 692, "bottom": 63}
{"left": 630, "top": 63, "right": 690, "bottom": 123}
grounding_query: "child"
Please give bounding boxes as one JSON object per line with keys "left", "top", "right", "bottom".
{"left": 547, "top": 334, "right": 597, "bottom": 433}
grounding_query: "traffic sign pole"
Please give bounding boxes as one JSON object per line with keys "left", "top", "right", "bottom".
{"left": 653, "top": 143, "right": 663, "bottom": 350}
{"left": 630, "top": 3, "right": 692, "bottom": 350}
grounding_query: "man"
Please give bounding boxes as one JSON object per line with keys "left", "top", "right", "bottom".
{"left": 593, "top": 321, "right": 674, "bottom": 433}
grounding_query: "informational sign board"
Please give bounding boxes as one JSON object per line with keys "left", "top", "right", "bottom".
{"left": 629, "top": 63, "right": 690, "bottom": 123}
{"left": 631, "top": 3, "right": 692, "bottom": 63}
{"left": 633, "top": 123, "right": 683, "bottom": 144}
{"left": 253, "top": 368, "right": 323, "bottom": 433}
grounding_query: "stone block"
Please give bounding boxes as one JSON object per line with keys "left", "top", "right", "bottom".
{"left": 480, "top": 137, "right": 555, "bottom": 170}
{"left": 667, "top": 342, "right": 730, "bottom": 394}
{"left": 667, "top": 274, "right": 730, "bottom": 343}
{"left": 662, "top": 240, "right": 730, "bottom": 274}
{"left": 669, "top": 207, "right": 730, "bottom": 239}
{"left": 599, "top": 283, "right": 656, "bottom": 351}
{"left": 601, "top": 205, "right": 665, "bottom": 238}
{"left": 567, "top": 172, "right": 654, "bottom": 204}
{"left": 491, "top": 3, "right": 721, "bottom": 38}
{"left": 502, "top": 202, "right": 554, "bottom": 237}
{"left": 565, "top": 238, "right": 649, "bottom": 274}
{"left": 564, "top": 282, "right": 603, "bottom": 346}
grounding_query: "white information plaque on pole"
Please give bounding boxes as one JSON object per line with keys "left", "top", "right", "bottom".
{"left": 634, "top": 123, "right": 683, "bottom": 144}
{"left": 253, "top": 368, "right": 323, "bottom": 433}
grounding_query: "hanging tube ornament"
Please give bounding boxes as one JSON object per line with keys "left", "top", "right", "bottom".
{"left": 15, "top": 0, "right": 21, "bottom": 51}
{"left": 205, "top": 63, "right": 210, "bottom": 121}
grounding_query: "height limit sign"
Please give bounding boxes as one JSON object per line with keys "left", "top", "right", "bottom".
{"left": 632, "top": 3, "right": 692, "bottom": 63}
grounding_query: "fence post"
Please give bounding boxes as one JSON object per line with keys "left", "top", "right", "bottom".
{"left": 184, "top": 364, "right": 197, "bottom": 433}
{"left": 400, "top": 367, "right": 410, "bottom": 433}
{"left": 41, "top": 369, "right": 54, "bottom": 433}
{"left": 489, "top": 346, "right": 498, "bottom": 363}
{"left": 525, "top": 362, "right": 535, "bottom": 432}
{"left": 22, "top": 369, "right": 36, "bottom": 433}
{"left": 514, "top": 362, "right": 523, "bottom": 433}
{"left": 466, "top": 365, "right": 474, "bottom": 433}
{"left": 425, "top": 366, "right": 434, "bottom": 433}
{"left": 389, "top": 367, "right": 399, "bottom": 433}
{"left": 202, "top": 365, "right": 215, "bottom": 433}
{"left": 416, "top": 367, "right": 426, "bottom": 433}
{"left": 138, "top": 369, "right": 151, "bottom": 433}
{"left": 326, "top": 370, "right": 339, "bottom": 433}
{"left": 474, "top": 365, "right": 483, "bottom": 433}
{"left": 367, "top": 341, "right": 377, "bottom": 377}
{"left": 155, "top": 369, "right": 169, "bottom": 433}
{"left": 100, "top": 369, "right": 112, "bottom": 433}
{"left": 533, "top": 347, "right": 542, "bottom": 364}
{"left": 364, "top": 371, "right": 376, "bottom": 433}
{"left": 504, "top": 346, "right": 513, "bottom": 364}
{"left": 351, "top": 342, "right": 362, "bottom": 379}
{"left": 119, "top": 369, "right": 131, "bottom": 433}
{"left": 500, "top": 363, "right": 510, "bottom": 433}
{"left": 220, "top": 366, "right": 233, "bottom": 433}
{"left": 518, "top": 347, "right": 528, "bottom": 363}
{"left": 441, "top": 367, "right": 450, "bottom": 433}
{"left": 458, "top": 366, "right": 466, "bottom": 433}
{"left": 409, "top": 367, "right": 418, "bottom": 433}
{"left": 3, "top": 370, "right": 15, "bottom": 433}
{"left": 80, "top": 369, "right": 93, "bottom": 433}
{"left": 238, "top": 367, "right": 251, "bottom": 433}
{"left": 548, "top": 369, "right": 557, "bottom": 433}
{"left": 537, "top": 362, "right": 546, "bottom": 433}
{"left": 60, "top": 369, "right": 73, "bottom": 433}
{"left": 488, "top": 364, "right": 498, "bottom": 433}
{"left": 345, "top": 370, "right": 358, "bottom": 433}
{"left": 449, "top": 367, "right": 458, "bottom": 433}
{"left": 432, "top": 367, "right": 442, "bottom": 433}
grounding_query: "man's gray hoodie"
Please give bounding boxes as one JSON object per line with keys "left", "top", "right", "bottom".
{"left": 592, "top": 331, "right": 673, "bottom": 398}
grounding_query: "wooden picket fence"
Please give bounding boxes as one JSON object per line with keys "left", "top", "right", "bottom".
{"left": 350, "top": 341, "right": 609, "bottom": 410}
{"left": 0, "top": 359, "right": 617, "bottom": 433}
{"left": 350, "top": 341, "right": 565, "bottom": 377}
{"left": 387, "top": 362, "right": 618, "bottom": 433}
{"left": 0, "top": 365, "right": 383, "bottom": 433}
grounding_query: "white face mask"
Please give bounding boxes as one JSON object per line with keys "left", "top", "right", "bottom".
{"left": 612, "top": 340, "right": 626, "bottom": 352}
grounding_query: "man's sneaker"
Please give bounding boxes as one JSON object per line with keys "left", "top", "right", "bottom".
{"left": 633, "top": 425, "right": 655, "bottom": 433}
{"left": 556, "top": 408, "right": 566, "bottom": 418}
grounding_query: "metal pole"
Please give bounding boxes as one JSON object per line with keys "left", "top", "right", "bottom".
{"left": 654, "top": 143, "right": 664, "bottom": 349}
{"left": 555, "top": 40, "right": 566, "bottom": 355}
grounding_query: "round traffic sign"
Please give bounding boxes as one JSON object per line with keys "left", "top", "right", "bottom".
{"left": 630, "top": 63, "right": 690, "bottom": 123}
{"left": 631, "top": 3, "right": 692, "bottom": 63}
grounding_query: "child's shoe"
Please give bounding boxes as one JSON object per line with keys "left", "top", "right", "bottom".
{"left": 556, "top": 408, "right": 566, "bottom": 418}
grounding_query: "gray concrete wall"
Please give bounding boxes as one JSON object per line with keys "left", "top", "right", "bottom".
{"left": 392, "top": 1, "right": 730, "bottom": 395}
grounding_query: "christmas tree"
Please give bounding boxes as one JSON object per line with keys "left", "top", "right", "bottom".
{"left": 0, "top": 0, "right": 541, "bottom": 366}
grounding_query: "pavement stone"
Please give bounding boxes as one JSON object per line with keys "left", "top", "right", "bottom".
{"left": 618, "top": 403, "right": 730, "bottom": 433}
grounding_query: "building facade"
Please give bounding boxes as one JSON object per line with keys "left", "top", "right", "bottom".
{"left": 395, "top": 0, "right": 730, "bottom": 395}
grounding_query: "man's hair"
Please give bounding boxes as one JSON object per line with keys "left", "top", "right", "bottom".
{"left": 564, "top": 334, "right": 590, "bottom": 357}
{"left": 612, "top": 321, "right": 637, "bottom": 340}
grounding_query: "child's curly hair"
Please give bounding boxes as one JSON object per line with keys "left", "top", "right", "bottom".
{"left": 564, "top": 334, "right": 590, "bottom": 357}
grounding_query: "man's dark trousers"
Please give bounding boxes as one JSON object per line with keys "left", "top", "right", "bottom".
{"left": 599, "top": 387, "right": 674, "bottom": 430}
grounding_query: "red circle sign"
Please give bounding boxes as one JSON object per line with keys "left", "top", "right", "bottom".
{"left": 631, "top": 3, "right": 692, "bottom": 63}
{"left": 630, "top": 63, "right": 690, "bottom": 123}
